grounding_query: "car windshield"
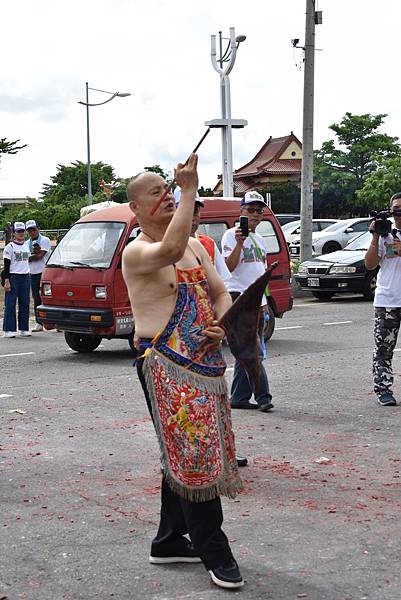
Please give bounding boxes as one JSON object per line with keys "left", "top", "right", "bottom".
{"left": 343, "top": 230, "right": 371, "bottom": 251}
{"left": 282, "top": 220, "right": 301, "bottom": 232}
{"left": 320, "top": 220, "right": 353, "bottom": 233}
{"left": 48, "top": 221, "right": 125, "bottom": 269}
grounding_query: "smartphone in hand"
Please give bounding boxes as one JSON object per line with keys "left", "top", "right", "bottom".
{"left": 239, "top": 216, "right": 249, "bottom": 238}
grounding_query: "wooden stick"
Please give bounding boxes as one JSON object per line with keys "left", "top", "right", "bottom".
{"left": 150, "top": 128, "right": 210, "bottom": 216}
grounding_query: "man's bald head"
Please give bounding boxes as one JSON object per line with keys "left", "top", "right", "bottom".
{"left": 126, "top": 172, "right": 162, "bottom": 203}
{"left": 126, "top": 171, "right": 175, "bottom": 226}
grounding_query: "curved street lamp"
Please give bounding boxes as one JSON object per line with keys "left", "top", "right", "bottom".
{"left": 207, "top": 28, "right": 247, "bottom": 197}
{"left": 78, "top": 82, "right": 131, "bottom": 205}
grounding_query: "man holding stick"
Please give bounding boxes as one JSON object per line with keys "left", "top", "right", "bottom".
{"left": 122, "top": 154, "right": 244, "bottom": 589}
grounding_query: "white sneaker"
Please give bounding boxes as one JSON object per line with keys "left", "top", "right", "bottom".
{"left": 3, "top": 331, "right": 16, "bottom": 338}
{"left": 18, "top": 331, "right": 31, "bottom": 337}
{"left": 31, "top": 324, "right": 43, "bottom": 332}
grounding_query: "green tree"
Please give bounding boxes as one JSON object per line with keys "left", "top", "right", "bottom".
{"left": 314, "top": 113, "right": 400, "bottom": 215}
{"left": 0, "top": 137, "right": 27, "bottom": 156}
{"left": 144, "top": 164, "right": 169, "bottom": 179}
{"left": 357, "top": 155, "right": 401, "bottom": 210}
{"left": 258, "top": 182, "right": 300, "bottom": 214}
{"left": 198, "top": 186, "right": 214, "bottom": 197}
{"left": 42, "top": 160, "right": 115, "bottom": 204}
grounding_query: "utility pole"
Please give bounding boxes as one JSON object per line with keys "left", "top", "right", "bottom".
{"left": 300, "top": 0, "right": 321, "bottom": 262}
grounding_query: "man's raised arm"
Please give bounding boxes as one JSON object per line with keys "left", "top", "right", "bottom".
{"left": 123, "top": 154, "right": 198, "bottom": 275}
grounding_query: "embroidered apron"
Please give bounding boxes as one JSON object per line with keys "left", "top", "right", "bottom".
{"left": 141, "top": 264, "right": 242, "bottom": 502}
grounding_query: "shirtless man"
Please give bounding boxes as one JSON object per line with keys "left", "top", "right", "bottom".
{"left": 122, "top": 155, "right": 244, "bottom": 590}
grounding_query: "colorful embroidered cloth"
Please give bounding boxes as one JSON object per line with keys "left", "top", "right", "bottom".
{"left": 142, "top": 265, "right": 242, "bottom": 502}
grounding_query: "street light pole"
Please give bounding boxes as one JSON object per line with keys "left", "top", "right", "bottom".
{"left": 207, "top": 27, "right": 247, "bottom": 197}
{"left": 79, "top": 84, "right": 131, "bottom": 205}
{"left": 85, "top": 82, "right": 92, "bottom": 204}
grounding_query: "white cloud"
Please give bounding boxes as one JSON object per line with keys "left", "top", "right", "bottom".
{"left": 1, "top": 0, "right": 401, "bottom": 199}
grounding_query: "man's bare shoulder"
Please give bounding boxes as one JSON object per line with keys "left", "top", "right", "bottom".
{"left": 123, "top": 237, "right": 150, "bottom": 263}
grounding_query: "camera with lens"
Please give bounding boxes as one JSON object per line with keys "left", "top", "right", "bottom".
{"left": 370, "top": 210, "right": 392, "bottom": 236}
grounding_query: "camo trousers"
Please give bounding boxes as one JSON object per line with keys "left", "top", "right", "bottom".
{"left": 373, "top": 308, "right": 401, "bottom": 396}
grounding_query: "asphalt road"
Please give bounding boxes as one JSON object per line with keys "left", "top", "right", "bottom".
{"left": 1, "top": 295, "right": 401, "bottom": 600}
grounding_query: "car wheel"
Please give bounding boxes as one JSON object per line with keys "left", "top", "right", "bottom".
{"left": 263, "top": 305, "right": 276, "bottom": 341}
{"left": 312, "top": 291, "right": 334, "bottom": 300}
{"left": 322, "top": 241, "right": 341, "bottom": 254}
{"left": 362, "top": 270, "right": 377, "bottom": 301}
{"left": 64, "top": 331, "right": 102, "bottom": 353}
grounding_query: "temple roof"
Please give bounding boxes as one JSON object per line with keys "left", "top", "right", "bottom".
{"left": 234, "top": 132, "right": 302, "bottom": 178}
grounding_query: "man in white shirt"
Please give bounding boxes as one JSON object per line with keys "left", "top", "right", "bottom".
{"left": 221, "top": 191, "right": 274, "bottom": 412}
{"left": 26, "top": 220, "right": 52, "bottom": 332}
{"left": 365, "top": 193, "right": 401, "bottom": 406}
{"left": 2, "top": 222, "right": 31, "bottom": 337}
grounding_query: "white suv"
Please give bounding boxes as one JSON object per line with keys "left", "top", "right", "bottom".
{"left": 289, "top": 218, "right": 371, "bottom": 256}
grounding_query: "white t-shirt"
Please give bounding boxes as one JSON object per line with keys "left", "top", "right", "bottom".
{"left": 221, "top": 227, "right": 267, "bottom": 305}
{"left": 3, "top": 241, "right": 31, "bottom": 275}
{"left": 374, "top": 231, "right": 401, "bottom": 308}
{"left": 28, "top": 234, "right": 52, "bottom": 275}
{"left": 214, "top": 243, "right": 231, "bottom": 284}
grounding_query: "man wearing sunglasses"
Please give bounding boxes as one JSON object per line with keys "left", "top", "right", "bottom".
{"left": 221, "top": 191, "right": 274, "bottom": 412}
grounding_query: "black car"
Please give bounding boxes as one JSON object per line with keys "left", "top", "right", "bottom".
{"left": 294, "top": 231, "right": 378, "bottom": 300}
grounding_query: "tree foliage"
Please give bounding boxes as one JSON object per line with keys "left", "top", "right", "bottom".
{"left": 144, "top": 164, "right": 169, "bottom": 179}
{"left": 0, "top": 137, "right": 27, "bottom": 156}
{"left": 42, "top": 160, "right": 115, "bottom": 204}
{"left": 357, "top": 155, "right": 401, "bottom": 210}
{"left": 0, "top": 160, "right": 125, "bottom": 230}
{"left": 258, "top": 182, "right": 300, "bottom": 214}
{"left": 314, "top": 113, "right": 401, "bottom": 216}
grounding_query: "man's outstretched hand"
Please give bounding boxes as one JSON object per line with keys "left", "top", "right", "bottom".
{"left": 175, "top": 153, "right": 198, "bottom": 194}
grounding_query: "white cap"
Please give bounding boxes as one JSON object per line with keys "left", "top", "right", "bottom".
{"left": 26, "top": 220, "right": 38, "bottom": 229}
{"left": 13, "top": 222, "right": 26, "bottom": 231}
{"left": 174, "top": 187, "right": 204, "bottom": 207}
{"left": 240, "top": 191, "right": 266, "bottom": 206}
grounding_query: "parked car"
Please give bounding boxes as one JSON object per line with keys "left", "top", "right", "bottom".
{"left": 289, "top": 217, "right": 371, "bottom": 257}
{"left": 294, "top": 230, "right": 378, "bottom": 300}
{"left": 274, "top": 213, "right": 301, "bottom": 226}
{"left": 37, "top": 199, "right": 293, "bottom": 352}
{"left": 282, "top": 219, "right": 338, "bottom": 246}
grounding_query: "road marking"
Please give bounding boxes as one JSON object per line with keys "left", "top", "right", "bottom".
{"left": 293, "top": 303, "right": 319, "bottom": 307}
{"left": 395, "top": 349, "right": 401, "bottom": 352}
{"left": 0, "top": 393, "right": 12, "bottom": 398}
{"left": 323, "top": 321, "right": 353, "bottom": 326}
{"left": 276, "top": 326, "right": 304, "bottom": 331}
{"left": 0, "top": 352, "right": 35, "bottom": 358}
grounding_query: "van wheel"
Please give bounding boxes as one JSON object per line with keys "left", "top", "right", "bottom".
{"left": 362, "top": 271, "right": 377, "bottom": 301}
{"left": 263, "top": 305, "right": 276, "bottom": 342}
{"left": 64, "top": 331, "right": 102, "bottom": 352}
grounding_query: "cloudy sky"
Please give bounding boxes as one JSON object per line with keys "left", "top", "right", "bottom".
{"left": 1, "top": 0, "right": 400, "bottom": 199}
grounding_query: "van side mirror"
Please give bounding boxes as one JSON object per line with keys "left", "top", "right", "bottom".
{"left": 345, "top": 227, "right": 354, "bottom": 233}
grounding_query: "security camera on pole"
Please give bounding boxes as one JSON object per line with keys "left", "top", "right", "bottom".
{"left": 206, "top": 27, "right": 247, "bottom": 197}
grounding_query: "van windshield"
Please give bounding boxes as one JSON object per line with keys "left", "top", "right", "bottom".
{"left": 48, "top": 221, "right": 125, "bottom": 269}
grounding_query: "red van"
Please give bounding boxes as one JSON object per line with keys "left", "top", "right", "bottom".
{"left": 37, "top": 199, "right": 292, "bottom": 352}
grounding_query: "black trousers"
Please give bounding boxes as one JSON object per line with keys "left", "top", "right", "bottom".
{"left": 137, "top": 356, "right": 233, "bottom": 570}
{"left": 30, "top": 273, "right": 42, "bottom": 322}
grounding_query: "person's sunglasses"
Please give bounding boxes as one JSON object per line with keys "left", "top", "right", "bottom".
{"left": 245, "top": 207, "right": 263, "bottom": 214}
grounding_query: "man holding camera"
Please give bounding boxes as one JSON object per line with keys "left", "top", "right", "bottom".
{"left": 365, "top": 192, "right": 401, "bottom": 406}
{"left": 221, "top": 191, "right": 274, "bottom": 412}
{"left": 26, "top": 220, "right": 51, "bottom": 332}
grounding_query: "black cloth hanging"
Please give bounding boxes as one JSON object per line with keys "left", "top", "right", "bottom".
{"left": 219, "top": 261, "right": 279, "bottom": 392}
